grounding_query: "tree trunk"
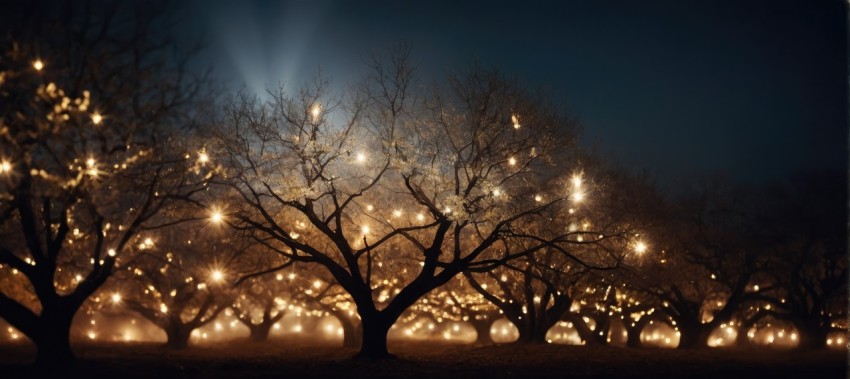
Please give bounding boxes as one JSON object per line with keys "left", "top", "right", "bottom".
{"left": 165, "top": 324, "right": 192, "bottom": 349}
{"left": 676, "top": 323, "right": 709, "bottom": 349}
{"left": 623, "top": 322, "right": 644, "bottom": 348}
{"left": 338, "top": 315, "right": 362, "bottom": 349}
{"left": 531, "top": 323, "right": 550, "bottom": 343}
{"left": 569, "top": 314, "right": 606, "bottom": 346}
{"left": 625, "top": 316, "right": 654, "bottom": 348}
{"left": 249, "top": 322, "right": 272, "bottom": 342}
{"left": 470, "top": 318, "right": 494, "bottom": 345}
{"left": 513, "top": 319, "right": 548, "bottom": 344}
{"left": 357, "top": 315, "right": 391, "bottom": 359}
{"left": 797, "top": 323, "right": 829, "bottom": 350}
{"left": 33, "top": 309, "right": 76, "bottom": 366}
{"left": 34, "top": 302, "right": 77, "bottom": 366}
{"left": 626, "top": 326, "right": 642, "bottom": 348}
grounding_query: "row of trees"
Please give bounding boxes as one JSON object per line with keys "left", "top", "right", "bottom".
{"left": 0, "top": 1, "right": 845, "bottom": 365}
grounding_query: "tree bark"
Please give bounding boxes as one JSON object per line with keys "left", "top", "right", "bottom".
{"left": 249, "top": 322, "right": 273, "bottom": 342}
{"left": 34, "top": 306, "right": 76, "bottom": 365}
{"left": 165, "top": 324, "right": 193, "bottom": 349}
{"left": 676, "top": 323, "right": 710, "bottom": 349}
{"left": 337, "top": 314, "right": 362, "bottom": 349}
{"left": 796, "top": 323, "right": 829, "bottom": 350}
{"left": 470, "top": 318, "right": 494, "bottom": 345}
{"left": 357, "top": 315, "right": 391, "bottom": 359}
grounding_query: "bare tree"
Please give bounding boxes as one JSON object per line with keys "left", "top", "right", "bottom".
{"left": 231, "top": 270, "right": 291, "bottom": 342}
{"left": 118, "top": 222, "right": 236, "bottom": 348}
{"left": 465, "top": 165, "right": 658, "bottom": 344}
{"left": 0, "top": 1, "right": 210, "bottom": 364}
{"left": 742, "top": 170, "right": 847, "bottom": 349}
{"left": 625, "top": 177, "right": 775, "bottom": 349}
{"left": 213, "top": 46, "right": 596, "bottom": 358}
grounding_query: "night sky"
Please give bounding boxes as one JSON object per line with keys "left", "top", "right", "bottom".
{"left": 187, "top": 0, "right": 847, "bottom": 188}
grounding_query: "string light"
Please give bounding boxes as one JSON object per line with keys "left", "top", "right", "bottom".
{"left": 211, "top": 270, "right": 225, "bottom": 283}
{"left": 91, "top": 112, "right": 103, "bottom": 125}
{"left": 210, "top": 208, "right": 223, "bottom": 223}
{"left": 310, "top": 103, "right": 322, "bottom": 121}
{"left": 572, "top": 191, "right": 584, "bottom": 203}
{"left": 33, "top": 59, "right": 44, "bottom": 71}
{"left": 198, "top": 152, "right": 209, "bottom": 164}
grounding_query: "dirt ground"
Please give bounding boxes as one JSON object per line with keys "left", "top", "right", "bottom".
{"left": 0, "top": 338, "right": 845, "bottom": 379}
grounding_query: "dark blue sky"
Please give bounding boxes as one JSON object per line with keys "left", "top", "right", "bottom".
{"left": 188, "top": 0, "right": 847, "bottom": 187}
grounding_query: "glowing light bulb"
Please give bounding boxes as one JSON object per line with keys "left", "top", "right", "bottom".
{"left": 33, "top": 60, "right": 44, "bottom": 71}
{"left": 634, "top": 241, "right": 647, "bottom": 254}
{"left": 416, "top": 213, "right": 425, "bottom": 221}
{"left": 107, "top": 249, "right": 116, "bottom": 257}
{"left": 198, "top": 151, "right": 209, "bottom": 164}
{"left": 86, "top": 158, "right": 96, "bottom": 168}
{"left": 0, "top": 160, "right": 11, "bottom": 174}
{"left": 310, "top": 104, "right": 321, "bottom": 120}
{"left": 571, "top": 174, "right": 582, "bottom": 188}
{"left": 211, "top": 270, "right": 224, "bottom": 282}
{"left": 91, "top": 113, "right": 103, "bottom": 125}
{"left": 361, "top": 225, "right": 370, "bottom": 235}
{"left": 356, "top": 152, "right": 366, "bottom": 163}
{"left": 508, "top": 157, "right": 517, "bottom": 166}
{"left": 493, "top": 188, "right": 502, "bottom": 197}
{"left": 210, "top": 210, "right": 223, "bottom": 223}
{"left": 511, "top": 114, "right": 521, "bottom": 129}
{"left": 313, "top": 280, "right": 322, "bottom": 289}
{"left": 111, "top": 293, "right": 122, "bottom": 303}
{"left": 572, "top": 191, "right": 584, "bottom": 203}
{"left": 366, "top": 204, "right": 374, "bottom": 212}
{"left": 534, "top": 194, "right": 543, "bottom": 202}
{"left": 392, "top": 209, "right": 402, "bottom": 218}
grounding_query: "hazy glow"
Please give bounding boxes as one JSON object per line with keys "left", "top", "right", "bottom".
{"left": 572, "top": 191, "right": 585, "bottom": 203}
{"left": 211, "top": 270, "right": 225, "bottom": 282}
{"left": 210, "top": 209, "right": 224, "bottom": 223}
{"left": 571, "top": 174, "right": 582, "bottom": 188}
